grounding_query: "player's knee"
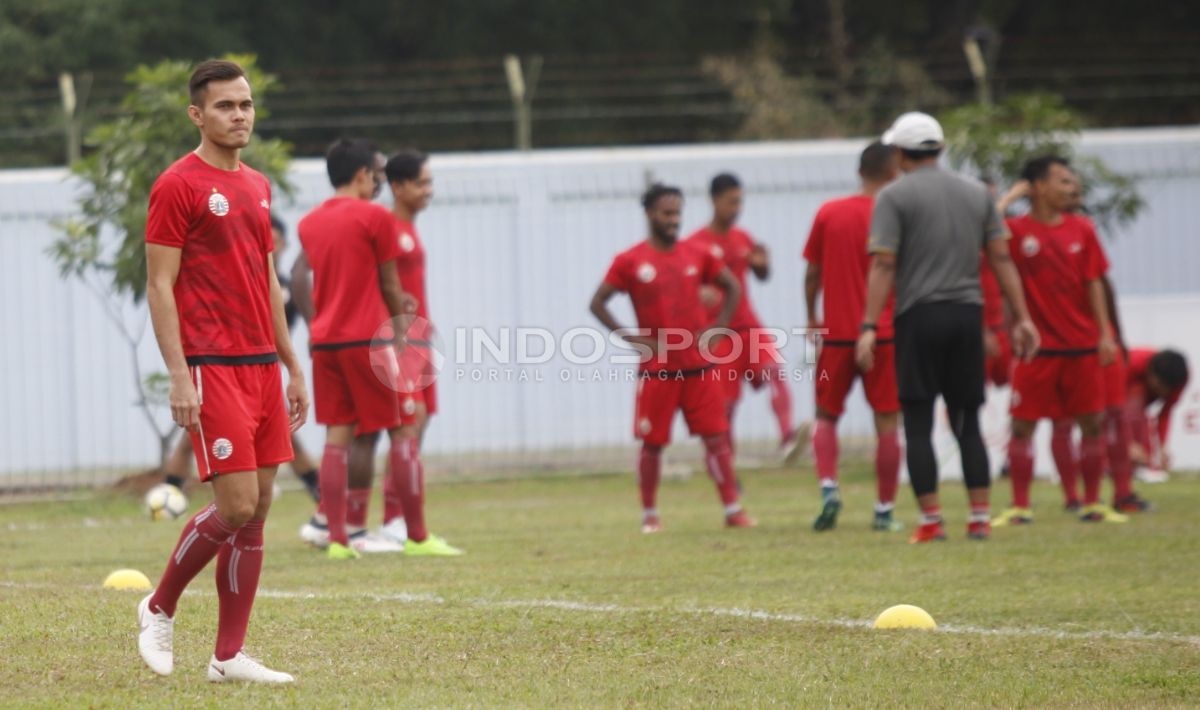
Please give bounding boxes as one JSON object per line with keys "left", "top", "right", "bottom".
{"left": 1077, "top": 413, "right": 1103, "bottom": 438}
{"left": 1011, "top": 418, "right": 1037, "bottom": 440}
{"left": 221, "top": 497, "right": 258, "bottom": 528}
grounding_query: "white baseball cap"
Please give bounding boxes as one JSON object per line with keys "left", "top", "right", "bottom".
{"left": 882, "top": 112, "right": 944, "bottom": 150}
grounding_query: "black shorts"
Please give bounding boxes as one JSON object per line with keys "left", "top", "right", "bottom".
{"left": 894, "top": 302, "right": 984, "bottom": 408}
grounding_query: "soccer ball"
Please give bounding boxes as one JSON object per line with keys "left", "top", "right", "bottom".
{"left": 144, "top": 484, "right": 188, "bottom": 521}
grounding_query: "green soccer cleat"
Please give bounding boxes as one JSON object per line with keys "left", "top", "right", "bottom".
{"left": 404, "top": 534, "right": 465, "bottom": 557}
{"left": 1079, "top": 504, "right": 1129, "bottom": 524}
{"left": 327, "top": 542, "right": 361, "bottom": 561}
{"left": 813, "top": 496, "right": 841, "bottom": 531}
{"left": 872, "top": 511, "right": 904, "bottom": 532}
{"left": 991, "top": 507, "right": 1034, "bottom": 527}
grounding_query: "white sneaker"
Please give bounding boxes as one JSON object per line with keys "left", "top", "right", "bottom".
{"left": 137, "top": 593, "right": 173, "bottom": 676}
{"left": 377, "top": 517, "right": 408, "bottom": 545}
{"left": 207, "top": 651, "right": 294, "bottom": 683}
{"left": 299, "top": 517, "right": 330, "bottom": 549}
{"left": 1136, "top": 467, "right": 1170, "bottom": 484}
{"left": 350, "top": 531, "right": 405, "bottom": 553}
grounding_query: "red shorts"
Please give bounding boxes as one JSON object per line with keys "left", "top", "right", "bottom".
{"left": 1102, "top": 355, "right": 1127, "bottom": 409}
{"left": 634, "top": 371, "right": 728, "bottom": 446}
{"left": 985, "top": 329, "right": 1013, "bottom": 386}
{"left": 395, "top": 343, "right": 439, "bottom": 425}
{"left": 815, "top": 342, "right": 899, "bottom": 417}
{"left": 188, "top": 362, "right": 293, "bottom": 482}
{"left": 1011, "top": 353, "right": 1104, "bottom": 421}
{"left": 709, "top": 331, "right": 787, "bottom": 403}
{"left": 312, "top": 344, "right": 402, "bottom": 434}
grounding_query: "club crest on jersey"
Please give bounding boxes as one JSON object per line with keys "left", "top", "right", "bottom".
{"left": 208, "top": 191, "right": 230, "bottom": 217}
{"left": 637, "top": 263, "right": 657, "bottom": 283}
{"left": 399, "top": 233, "right": 416, "bottom": 252}
{"left": 211, "top": 438, "right": 234, "bottom": 460}
{"left": 710, "top": 245, "right": 724, "bottom": 259}
{"left": 1021, "top": 235, "right": 1040, "bottom": 257}
{"left": 685, "top": 265, "right": 698, "bottom": 276}
{"left": 1068, "top": 242, "right": 1083, "bottom": 254}
{"left": 260, "top": 198, "right": 270, "bottom": 209}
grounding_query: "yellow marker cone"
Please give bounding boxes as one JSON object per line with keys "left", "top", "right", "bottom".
{"left": 102, "top": 569, "right": 152, "bottom": 591}
{"left": 873, "top": 604, "right": 937, "bottom": 629}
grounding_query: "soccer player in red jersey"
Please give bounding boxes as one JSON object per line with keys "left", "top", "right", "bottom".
{"left": 295, "top": 138, "right": 407, "bottom": 559}
{"left": 802, "top": 142, "right": 902, "bottom": 532}
{"left": 994, "top": 156, "right": 1127, "bottom": 526}
{"left": 346, "top": 149, "right": 461, "bottom": 555}
{"left": 685, "top": 173, "right": 797, "bottom": 456}
{"left": 980, "top": 253, "right": 1013, "bottom": 387}
{"left": 590, "top": 183, "right": 755, "bottom": 533}
{"left": 1125, "top": 348, "right": 1189, "bottom": 482}
{"left": 140, "top": 60, "right": 308, "bottom": 683}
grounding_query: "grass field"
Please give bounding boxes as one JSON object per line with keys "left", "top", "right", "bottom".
{"left": 2, "top": 462, "right": 1199, "bottom": 708}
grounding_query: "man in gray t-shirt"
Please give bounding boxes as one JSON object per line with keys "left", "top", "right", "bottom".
{"left": 853, "top": 111, "right": 1038, "bottom": 544}
{"left": 868, "top": 165, "right": 1007, "bottom": 315}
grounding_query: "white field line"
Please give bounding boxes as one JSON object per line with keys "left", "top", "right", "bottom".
{"left": 3, "top": 580, "right": 1198, "bottom": 646}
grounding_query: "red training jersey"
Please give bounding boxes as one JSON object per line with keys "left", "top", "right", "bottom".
{"left": 1006, "top": 213, "right": 1108, "bottom": 351}
{"left": 1126, "top": 347, "right": 1187, "bottom": 445}
{"left": 802, "top": 194, "right": 895, "bottom": 341}
{"left": 980, "top": 253, "right": 1005, "bottom": 330}
{"left": 685, "top": 225, "right": 761, "bottom": 331}
{"left": 145, "top": 153, "right": 277, "bottom": 359}
{"left": 603, "top": 240, "right": 723, "bottom": 373}
{"left": 393, "top": 217, "right": 433, "bottom": 341}
{"left": 298, "top": 197, "right": 401, "bottom": 345}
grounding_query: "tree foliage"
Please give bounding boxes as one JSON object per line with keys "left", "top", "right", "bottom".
{"left": 940, "top": 93, "right": 1144, "bottom": 234}
{"left": 50, "top": 54, "right": 292, "bottom": 302}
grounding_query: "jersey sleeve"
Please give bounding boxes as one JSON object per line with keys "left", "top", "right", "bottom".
{"left": 867, "top": 191, "right": 901, "bottom": 254}
{"left": 145, "top": 173, "right": 192, "bottom": 248}
{"left": 371, "top": 209, "right": 402, "bottom": 265}
{"left": 260, "top": 180, "right": 275, "bottom": 256}
{"left": 603, "top": 254, "right": 630, "bottom": 292}
{"left": 802, "top": 208, "right": 825, "bottom": 263}
{"left": 1082, "top": 221, "right": 1109, "bottom": 280}
{"left": 700, "top": 248, "right": 723, "bottom": 284}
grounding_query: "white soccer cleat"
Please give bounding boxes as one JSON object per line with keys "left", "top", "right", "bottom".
{"left": 137, "top": 593, "right": 174, "bottom": 676}
{"left": 350, "top": 532, "right": 405, "bottom": 554}
{"left": 1136, "top": 467, "right": 1170, "bottom": 484}
{"left": 377, "top": 517, "right": 409, "bottom": 545}
{"left": 207, "top": 651, "right": 294, "bottom": 684}
{"left": 299, "top": 517, "right": 330, "bottom": 549}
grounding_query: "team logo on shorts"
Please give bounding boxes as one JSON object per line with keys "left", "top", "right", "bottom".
{"left": 710, "top": 245, "right": 724, "bottom": 259}
{"left": 637, "top": 263, "right": 656, "bottom": 283}
{"left": 208, "top": 191, "right": 230, "bottom": 217}
{"left": 211, "top": 438, "right": 234, "bottom": 460}
{"left": 402, "top": 396, "right": 416, "bottom": 416}
{"left": 399, "top": 233, "right": 416, "bottom": 252}
{"left": 638, "top": 417, "right": 652, "bottom": 435}
{"left": 1021, "top": 235, "right": 1040, "bottom": 257}
{"left": 1010, "top": 390, "right": 1022, "bottom": 409}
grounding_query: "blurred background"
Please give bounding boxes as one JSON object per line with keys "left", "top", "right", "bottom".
{"left": 2, "top": 0, "right": 1199, "bottom": 495}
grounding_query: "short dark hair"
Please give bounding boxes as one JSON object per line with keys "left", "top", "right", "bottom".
{"left": 859, "top": 142, "right": 896, "bottom": 180}
{"left": 1021, "top": 155, "right": 1071, "bottom": 183}
{"left": 899, "top": 147, "right": 942, "bottom": 161}
{"left": 385, "top": 149, "right": 429, "bottom": 184}
{"left": 1150, "top": 349, "right": 1189, "bottom": 390}
{"left": 189, "top": 59, "right": 246, "bottom": 107}
{"left": 642, "top": 183, "right": 683, "bottom": 210}
{"left": 269, "top": 213, "right": 286, "bottom": 237}
{"left": 710, "top": 173, "right": 741, "bottom": 198}
{"left": 325, "top": 138, "right": 379, "bottom": 188}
